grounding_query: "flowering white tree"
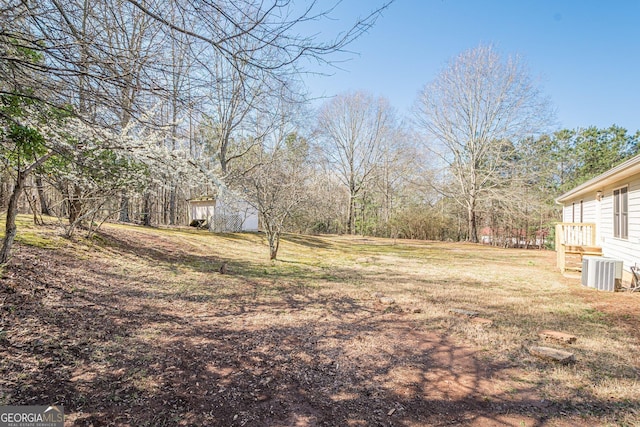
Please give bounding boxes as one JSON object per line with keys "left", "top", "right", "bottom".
{"left": 0, "top": 101, "right": 221, "bottom": 262}
{"left": 0, "top": 99, "right": 73, "bottom": 263}
{"left": 0, "top": 0, "right": 393, "bottom": 263}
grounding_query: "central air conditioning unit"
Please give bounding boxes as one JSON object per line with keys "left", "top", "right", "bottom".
{"left": 581, "top": 256, "right": 623, "bottom": 291}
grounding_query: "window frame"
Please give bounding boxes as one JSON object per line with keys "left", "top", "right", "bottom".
{"left": 613, "top": 186, "right": 629, "bottom": 239}
{"left": 580, "top": 200, "right": 583, "bottom": 223}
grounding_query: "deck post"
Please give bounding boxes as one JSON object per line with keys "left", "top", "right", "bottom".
{"left": 556, "top": 223, "right": 565, "bottom": 273}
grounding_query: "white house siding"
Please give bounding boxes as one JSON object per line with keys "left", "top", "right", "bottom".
{"left": 562, "top": 196, "right": 596, "bottom": 223}
{"left": 562, "top": 203, "right": 573, "bottom": 222}
{"left": 563, "top": 177, "right": 640, "bottom": 274}
{"left": 562, "top": 181, "right": 640, "bottom": 271}
{"left": 581, "top": 197, "right": 597, "bottom": 223}
{"left": 557, "top": 154, "right": 640, "bottom": 278}
{"left": 630, "top": 179, "right": 640, "bottom": 241}
{"left": 600, "top": 177, "right": 640, "bottom": 272}
{"left": 600, "top": 189, "right": 613, "bottom": 240}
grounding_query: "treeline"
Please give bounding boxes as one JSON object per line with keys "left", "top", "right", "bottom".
{"left": 1, "top": 5, "right": 637, "bottom": 261}
{"left": 288, "top": 123, "right": 639, "bottom": 247}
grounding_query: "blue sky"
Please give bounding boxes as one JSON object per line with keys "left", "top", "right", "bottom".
{"left": 303, "top": 0, "right": 640, "bottom": 132}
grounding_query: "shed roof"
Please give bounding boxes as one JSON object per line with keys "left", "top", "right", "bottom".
{"left": 187, "top": 196, "right": 216, "bottom": 203}
{"left": 556, "top": 154, "right": 640, "bottom": 203}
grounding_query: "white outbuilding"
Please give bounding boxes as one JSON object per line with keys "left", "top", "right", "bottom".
{"left": 187, "top": 195, "right": 259, "bottom": 232}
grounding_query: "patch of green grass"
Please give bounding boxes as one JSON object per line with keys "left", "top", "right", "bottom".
{"left": 578, "top": 307, "right": 607, "bottom": 323}
{"left": 15, "top": 232, "right": 61, "bottom": 249}
{"left": 0, "top": 214, "right": 65, "bottom": 250}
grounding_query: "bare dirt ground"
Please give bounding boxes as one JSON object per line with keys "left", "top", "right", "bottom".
{"left": 1, "top": 222, "right": 639, "bottom": 426}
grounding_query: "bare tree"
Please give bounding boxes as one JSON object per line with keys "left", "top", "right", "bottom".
{"left": 413, "top": 44, "right": 553, "bottom": 243}
{"left": 2, "top": 1, "right": 391, "bottom": 114}
{"left": 240, "top": 131, "right": 310, "bottom": 260}
{"left": 295, "top": 168, "right": 349, "bottom": 234}
{"left": 124, "top": 0, "right": 390, "bottom": 82}
{"left": 0, "top": 0, "right": 392, "bottom": 262}
{"left": 371, "top": 124, "right": 420, "bottom": 235}
{"left": 199, "top": 45, "right": 270, "bottom": 176}
{"left": 317, "top": 91, "right": 394, "bottom": 234}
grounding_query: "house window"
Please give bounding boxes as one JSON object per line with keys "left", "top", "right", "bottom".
{"left": 613, "top": 187, "right": 628, "bottom": 239}
{"left": 572, "top": 203, "right": 575, "bottom": 222}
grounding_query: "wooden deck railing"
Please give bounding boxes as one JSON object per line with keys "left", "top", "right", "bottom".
{"left": 555, "top": 223, "right": 599, "bottom": 273}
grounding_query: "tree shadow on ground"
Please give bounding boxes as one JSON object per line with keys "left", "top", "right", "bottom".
{"left": 280, "top": 234, "right": 336, "bottom": 250}
{"left": 89, "top": 227, "right": 369, "bottom": 288}
{"left": 1, "top": 243, "right": 638, "bottom": 426}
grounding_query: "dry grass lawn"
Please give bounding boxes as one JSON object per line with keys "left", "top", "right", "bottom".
{"left": 1, "top": 216, "right": 639, "bottom": 426}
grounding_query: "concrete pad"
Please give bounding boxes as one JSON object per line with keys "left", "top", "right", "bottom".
{"left": 539, "top": 330, "right": 577, "bottom": 344}
{"left": 449, "top": 308, "right": 479, "bottom": 317}
{"left": 529, "top": 346, "right": 575, "bottom": 363}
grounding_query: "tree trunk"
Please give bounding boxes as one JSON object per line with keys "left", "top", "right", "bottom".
{"left": 119, "top": 194, "right": 130, "bottom": 222}
{"left": 0, "top": 172, "right": 25, "bottom": 264}
{"left": 0, "top": 177, "right": 7, "bottom": 211}
{"left": 68, "top": 184, "right": 83, "bottom": 226}
{"left": 347, "top": 194, "right": 355, "bottom": 235}
{"left": 169, "top": 185, "right": 176, "bottom": 225}
{"left": 35, "top": 174, "right": 52, "bottom": 216}
{"left": 163, "top": 188, "right": 169, "bottom": 225}
{"left": 220, "top": 139, "right": 228, "bottom": 175}
{"left": 142, "top": 192, "right": 152, "bottom": 226}
{"left": 467, "top": 205, "right": 478, "bottom": 243}
{"left": 268, "top": 230, "right": 280, "bottom": 260}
